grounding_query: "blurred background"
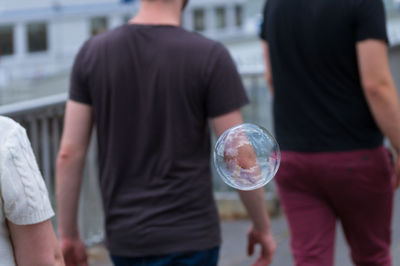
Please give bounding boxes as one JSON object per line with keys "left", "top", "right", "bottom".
{"left": 1, "top": 0, "right": 400, "bottom": 265}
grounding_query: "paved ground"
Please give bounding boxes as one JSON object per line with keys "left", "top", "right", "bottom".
{"left": 88, "top": 191, "right": 400, "bottom": 266}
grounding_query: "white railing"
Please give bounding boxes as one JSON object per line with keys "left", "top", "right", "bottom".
{"left": 0, "top": 93, "right": 67, "bottom": 187}
{"left": 0, "top": 93, "right": 105, "bottom": 245}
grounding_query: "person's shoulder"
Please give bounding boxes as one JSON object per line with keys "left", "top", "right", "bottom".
{"left": 94, "top": 24, "right": 127, "bottom": 41}
{"left": 179, "top": 28, "right": 221, "bottom": 49}
{"left": 0, "top": 115, "right": 18, "bottom": 128}
{"left": 80, "top": 25, "right": 127, "bottom": 52}
{"left": 0, "top": 116, "right": 26, "bottom": 158}
{"left": 180, "top": 28, "right": 214, "bottom": 43}
{"left": 0, "top": 116, "right": 22, "bottom": 140}
{"left": 73, "top": 26, "right": 127, "bottom": 65}
{"left": 176, "top": 29, "right": 228, "bottom": 58}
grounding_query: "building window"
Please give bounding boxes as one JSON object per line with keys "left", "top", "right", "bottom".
{"left": 91, "top": 17, "right": 108, "bottom": 36}
{"left": 0, "top": 25, "right": 14, "bottom": 56}
{"left": 193, "top": 9, "right": 205, "bottom": 32}
{"left": 215, "top": 7, "right": 226, "bottom": 29}
{"left": 235, "top": 5, "right": 243, "bottom": 27}
{"left": 27, "top": 22, "right": 48, "bottom": 53}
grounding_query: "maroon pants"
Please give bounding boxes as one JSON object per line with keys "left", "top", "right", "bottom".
{"left": 275, "top": 146, "right": 394, "bottom": 266}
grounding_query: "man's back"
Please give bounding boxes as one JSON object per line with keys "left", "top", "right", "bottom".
{"left": 69, "top": 24, "right": 248, "bottom": 256}
{"left": 262, "top": 0, "right": 387, "bottom": 152}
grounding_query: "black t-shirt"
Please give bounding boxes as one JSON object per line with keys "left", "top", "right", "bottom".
{"left": 260, "top": 0, "right": 387, "bottom": 152}
{"left": 69, "top": 24, "right": 248, "bottom": 256}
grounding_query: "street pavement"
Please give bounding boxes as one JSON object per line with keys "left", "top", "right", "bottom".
{"left": 89, "top": 191, "right": 400, "bottom": 266}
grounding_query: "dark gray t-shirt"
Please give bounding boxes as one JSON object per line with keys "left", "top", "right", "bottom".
{"left": 69, "top": 24, "right": 248, "bottom": 257}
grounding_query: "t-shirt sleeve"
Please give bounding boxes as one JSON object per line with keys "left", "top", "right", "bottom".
{"left": 354, "top": 0, "right": 388, "bottom": 43}
{"left": 259, "top": 1, "right": 269, "bottom": 41}
{"left": 205, "top": 43, "right": 249, "bottom": 118}
{"left": 1, "top": 125, "right": 54, "bottom": 225}
{"left": 69, "top": 40, "right": 92, "bottom": 105}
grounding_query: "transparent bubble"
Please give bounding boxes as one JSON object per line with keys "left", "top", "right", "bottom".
{"left": 213, "top": 123, "right": 280, "bottom": 191}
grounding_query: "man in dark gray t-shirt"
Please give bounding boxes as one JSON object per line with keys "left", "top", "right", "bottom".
{"left": 56, "top": 0, "right": 276, "bottom": 265}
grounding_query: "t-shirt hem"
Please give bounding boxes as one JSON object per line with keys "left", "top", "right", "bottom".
{"left": 278, "top": 141, "right": 383, "bottom": 153}
{"left": 7, "top": 209, "right": 55, "bottom": 225}
{"left": 356, "top": 35, "right": 388, "bottom": 44}
{"left": 107, "top": 239, "right": 221, "bottom": 257}
{"left": 69, "top": 94, "right": 92, "bottom": 106}
{"left": 208, "top": 99, "right": 249, "bottom": 119}
{"left": 259, "top": 32, "right": 267, "bottom": 41}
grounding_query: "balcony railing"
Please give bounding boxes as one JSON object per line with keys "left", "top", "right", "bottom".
{"left": 0, "top": 70, "right": 274, "bottom": 245}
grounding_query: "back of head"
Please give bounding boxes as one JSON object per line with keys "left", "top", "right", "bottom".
{"left": 140, "top": 0, "right": 189, "bottom": 10}
{"left": 132, "top": 0, "right": 189, "bottom": 26}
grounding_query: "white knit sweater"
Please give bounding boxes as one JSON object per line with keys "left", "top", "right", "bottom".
{"left": 0, "top": 116, "right": 54, "bottom": 265}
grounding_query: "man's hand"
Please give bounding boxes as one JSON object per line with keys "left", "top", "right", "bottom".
{"left": 236, "top": 143, "right": 258, "bottom": 170}
{"left": 60, "top": 237, "right": 88, "bottom": 266}
{"left": 387, "top": 147, "right": 400, "bottom": 189}
{"left": 247, "top": 227, "right": 276, "bottom": 266}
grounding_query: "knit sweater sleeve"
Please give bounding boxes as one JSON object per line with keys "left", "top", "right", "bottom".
{"left": 0, "top": 124, "right": 54, "bottom": 225}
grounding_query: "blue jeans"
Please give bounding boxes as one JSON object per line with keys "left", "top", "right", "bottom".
{"left": 111, "top": 246, "right": 219, "bottom": 266}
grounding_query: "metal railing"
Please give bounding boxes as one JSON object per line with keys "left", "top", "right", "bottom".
{"left": 0, "top": 71, "right": 274, "bottom": 244}
{"left": 0, "top": 93, "right": 105, "bottom": 244}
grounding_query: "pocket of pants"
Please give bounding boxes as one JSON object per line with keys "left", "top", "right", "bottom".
{"left": 351, "top": 148, "right": 393, "bottom": 189}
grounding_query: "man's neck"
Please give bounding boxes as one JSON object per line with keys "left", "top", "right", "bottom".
{"left": 129, "top": 1, "right": 181, "bottom": 26}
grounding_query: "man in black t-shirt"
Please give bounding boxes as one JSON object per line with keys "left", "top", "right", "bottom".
{"left": 56, "top": 0, "right": 276, "bottom": 265}
{"left": 260, "top": 0, "right": 400, "bottom": 265}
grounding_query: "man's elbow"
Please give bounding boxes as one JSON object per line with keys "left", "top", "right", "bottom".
{"left": 56, "top": 145, "right": 86, "bottom": 167}
{"left": 362, "top": 79, "right": 393, "bottom": 98}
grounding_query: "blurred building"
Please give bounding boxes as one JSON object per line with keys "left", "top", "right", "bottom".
{"left": 1, "top": 0, "right": 400, "bottom": 86}
{"left": 0, "top": 0, "right": 257, "bottom": 83}
{"left": 0, "top": 0, "right": 137, "bottom": 82}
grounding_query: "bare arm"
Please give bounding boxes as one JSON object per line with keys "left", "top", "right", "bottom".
{"left": 212, "top": 111, "right": 271, "bottom": 232}
{"left": 56, "top": 100, "right": 93, "bottom": 265}
{"left": 262, "top": 41, "right": 274, "bottom": 95}
{"left": 211, "top": 110, "right": 275, "bottom": 265}
{"left": 8, "top": 220, "right": 64, "bottom": 266}
{"left": 357, "top": 39, "right": 400, "bottom": 187}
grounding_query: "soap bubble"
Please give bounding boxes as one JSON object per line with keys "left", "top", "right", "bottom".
{"left": 213, "top": 123, "right": 280, "bottom": 191}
